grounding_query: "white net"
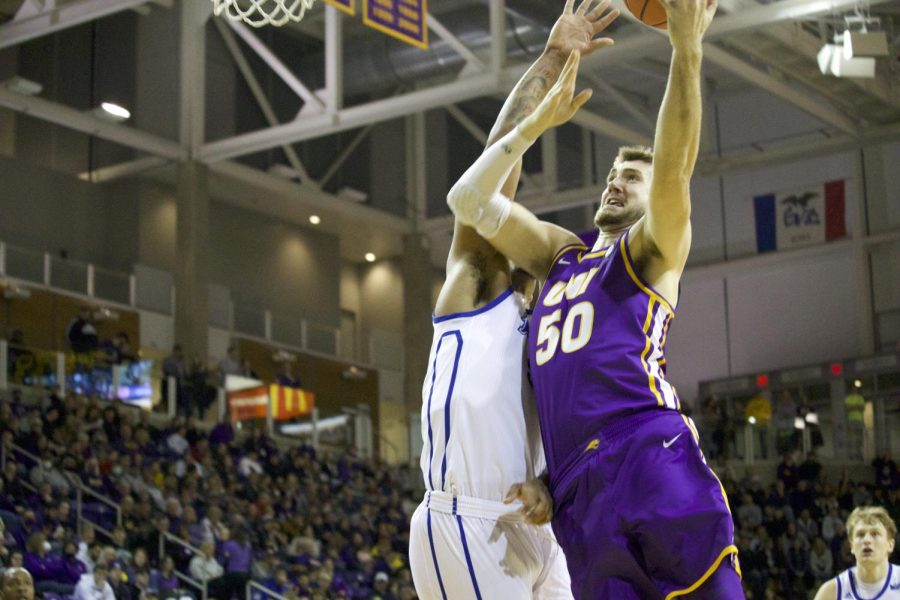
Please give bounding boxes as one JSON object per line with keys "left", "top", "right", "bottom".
{"left": 211, "top": 0, "right": 317, "bottom": 27}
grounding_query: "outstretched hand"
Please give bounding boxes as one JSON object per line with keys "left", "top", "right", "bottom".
{"left": 505, "top": 478, "right": 554, "bottom": 525}
{"left": 546, "top": 0, "right": 621, "bottom": 58}
{"left": 660, "top": 0, "right": 717, "bottom": 50}
{"left": 518, "top": 51, "right": 592, "bottom": 141}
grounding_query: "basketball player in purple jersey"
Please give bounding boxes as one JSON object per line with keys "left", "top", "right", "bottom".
{"left": 446, "top": 0, "right": 743, "bottom": 596}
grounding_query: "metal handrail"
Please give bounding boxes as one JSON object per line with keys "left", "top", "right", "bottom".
{"left": 247, "top": 580, "right": 289, "bottom": 600}
{"left": 160, "top": 532, "right": 208, "bottom": 600}
{"left": 3, "top": 441, "right": 122, "bottom": 536}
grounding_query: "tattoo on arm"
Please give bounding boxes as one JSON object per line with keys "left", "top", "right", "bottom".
{"left": 487, "top": 52, "right": 566, "bottom": 146}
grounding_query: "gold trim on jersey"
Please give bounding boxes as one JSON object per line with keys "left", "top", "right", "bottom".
{"left": 640, "top": 299, "right": 666, "bottom": 407}
{"left": 549, "top": 244, "right": 587, "bottom": 269}
{"left": 619, "top": 233, "right": 675, "bottom": 314}
{"left": 664, "top": 544, "right": 741, "bottom": 600}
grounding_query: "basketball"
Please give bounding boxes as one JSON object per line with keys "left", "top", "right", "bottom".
{"left": 625, "top": 0, "right": 667, "bottom": 29}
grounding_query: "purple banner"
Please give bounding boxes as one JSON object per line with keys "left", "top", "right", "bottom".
{"left": 363, "top": 0, "right": 428, "bottom": 49}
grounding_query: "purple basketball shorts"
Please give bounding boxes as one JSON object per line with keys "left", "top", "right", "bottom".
{"left": 551, "top": 410, "right": 743, "bottom": 599}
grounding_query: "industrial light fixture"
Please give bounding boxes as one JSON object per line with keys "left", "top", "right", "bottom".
{"left": 818, "top": 36, "right": 876, "bottom": 78}
{"left": 364, "top": 252, "right": 376, "bottom": 263}
{"left": 309, "top": 215, "right": 321, "bottom": 225}
{"left": 817, "top": 11, "right": 886, "bottom": 79}
{"left": 93, "top": 102, "right": 131, "bottom": 122}
{"left": 2, "top": 76, "right": 42, "bottom": 96}
{"left": 843, "top": 29, "right": 888, "bottom": 59}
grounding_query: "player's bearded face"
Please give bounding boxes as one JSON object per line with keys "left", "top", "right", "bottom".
{"left": 594, "top": 160, "right": 652, "bottom": 231}
{"left": 850, "top": 521, "right": 894, "bottom": 566}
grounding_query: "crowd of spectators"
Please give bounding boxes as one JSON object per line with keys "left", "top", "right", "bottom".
{"left": 0, "top": 391, "right": 420, "bottom": 600}
{"left": 723, "top": 450, "right": 900, "bottom": 598}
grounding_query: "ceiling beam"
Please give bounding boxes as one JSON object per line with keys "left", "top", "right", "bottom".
{"left": 702, "top": 43, "right": 859, "bottom": 135}
{"left": 0, "top": 0, "right": 152, "bottom": 49}
{"left": 78, "top": 156, "right": 169, "bottom": 183}
{"left": 0, "top": 87, "right": 186, "bottom": 159}
{"left": 227, "top": 19, "right": 326, "bottom": 112}
{"left": 199, "top": 0, "right": 894, "bottom": 162}
{"left": 209, "top": 160, "right": 412, "bottom": 233}
{"left": 199, "top": 71, "right": 502, "bottom": 162}
{"left": 422, "top": 122, "right": 900, "bottom": 233}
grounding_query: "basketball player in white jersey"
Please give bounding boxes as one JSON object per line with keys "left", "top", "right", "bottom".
{"left": 814, "top": 506, "right": 899, "bottom": 600}
{"left": 408, "top": 2, "right": 619, "bottom": 598}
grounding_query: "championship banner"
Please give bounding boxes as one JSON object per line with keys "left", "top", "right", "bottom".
{"left": 226, "top": 375, "right": 268, "bottom": 423}
{"left": 363, "top": 0, "right": 428, "bottom": 50}
{"left": 753, "top": 180, "right": 846, "bottom": 254}
{"left": 269, "top": 385, "right": 315, "bottom": 421}
{"left": 323, "top": 0, "right": 354, "bottom": 16}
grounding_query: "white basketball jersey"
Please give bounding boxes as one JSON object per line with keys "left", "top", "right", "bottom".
{"left": 835, "top": 564, "right": 900, "bottom": 600}
{"left": 420, "top": 288, "right": 545, "bottom": 502}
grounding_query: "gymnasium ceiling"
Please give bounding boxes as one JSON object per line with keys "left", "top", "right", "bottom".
{"left": 0, "top": 0, "right": 898, "bottom": 265}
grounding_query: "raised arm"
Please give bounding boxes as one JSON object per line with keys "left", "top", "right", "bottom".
{"left": 642, "top": 0, "right": 716, "bottom": 271}
{"left": 446, "top": 0, "right": 620, "bottom": 273}
{"left": 448, "top": 51, "right": 595, "bottom": 278}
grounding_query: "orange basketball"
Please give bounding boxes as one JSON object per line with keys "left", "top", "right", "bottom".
{"left": 625, "top": 0, "right": 667, "bottom": 29}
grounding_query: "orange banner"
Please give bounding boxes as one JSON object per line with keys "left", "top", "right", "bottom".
{"left": 228, "top": 385, "right": 268, "bottom": 423}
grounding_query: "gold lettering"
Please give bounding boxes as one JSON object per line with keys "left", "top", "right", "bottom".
{"left": 373, "top": 0, "right": 392, "bottom": 7}
{"left": 372, "top": 6, "right": 393, "bottom": 21}
{"left": 542, "top": 281, "right": 567, "bottom": 307}
{"left": 398, "top": 17, "right": 419, "bottom": 33}
{"left": 398, "top": 4, "right": 418, "bottom": 19}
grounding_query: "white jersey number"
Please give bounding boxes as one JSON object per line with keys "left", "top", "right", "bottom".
{"left": 535, "top": 301, "right": 594, "bottom": 366}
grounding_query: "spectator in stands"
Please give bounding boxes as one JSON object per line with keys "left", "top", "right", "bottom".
{"left": 737, "top": 493, "right": 763, "bottom": 530}
{"left": 775, "top": 390, "right": 799, "bottom": 454}
{"left": 24, "top": 532, "right": 72, "bottom": 596}
{"left": 217, "top": 527, "right": 252, "bottom": 598}
{"left": 60, "top": 541, "right": 88, "bottom": 586}
{"left": 872, "top": 453, "right": 897, "bottom": 491}
{"left": 844, "top": 384, "right": 866, "bottom": 459}
{"left": 107, "top": 561, "right": 131, "bottom": 600}
{"left": 372, "top": 571, "right": 389, "bottom": 599}
{"left": 217, "top": 347, "right": 241, "bottom": 385}
{"left": 189, "top": 540, "right": 223, "bottom": 585}
{"left": 187, "top": 356, "right": 215, "bottom": 420}
{"left": 799, "top": 450, "right": 823, "bottom": 483}
{"left": 239, "top": 360, "right": 258, "bottom": 380}
{"left": 1, "top": 566, "right": 35, "bottom": 600}
{"left": 66, "top": 307, "right": 99, "bottom": 354}
{"left": 744, "top": 393, "right": 771, "bottom": 459}
{"left": 162, "top": 345, "right": 186, "bottom": 413}
{"left": 153, "top": 556, "right": 181, "bottom": 600}
{"left": 106, "top": 332, "right": 137, "bottom": 365}
{"left": 73, "top": 562, "right": 114, "bottom": 600}
{"left": 777, "top": 452, "right": 799, "bottom": 490}
{"left": 237, "top": 452, "right": 263, "bottom": 478}
{"left": 276, "top": 363, "right": 302, "bottom": 389}
{"left": 808, "top": 536, "right": 833, "bottom": 584}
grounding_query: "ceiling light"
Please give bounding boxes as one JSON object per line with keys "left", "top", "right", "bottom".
{"left": 817, "top": 43, "right": 837, "bottom": 75}
{"left": 843, "top": 30, "right": 888, "bottom": 59}
{"left": 817, "top": 40, "right": 875, "bottom": 78}
{"left": 2, "top": 76, "right": 42, "bottom": 96}
{"left": 98, "top": 102, "right": 131, "bottom": 121}
{"left": 364, "top": 253, "right": 376, "bottom": 263}
{"left": 309, "top": 215, "right": 321, "bottom": 225}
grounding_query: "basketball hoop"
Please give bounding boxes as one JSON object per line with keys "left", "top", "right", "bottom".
{"left": 211, "top": 0, "right": 317, "bottom": 27}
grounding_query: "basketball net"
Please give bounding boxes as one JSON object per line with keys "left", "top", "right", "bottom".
{"left": 211, "top": 0, "right": 317, "bottom": 27}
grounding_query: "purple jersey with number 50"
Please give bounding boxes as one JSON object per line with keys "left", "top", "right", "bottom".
{"left": 528, "top": 230, "right": 681, "bottom": 496}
